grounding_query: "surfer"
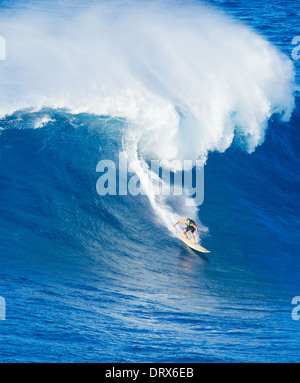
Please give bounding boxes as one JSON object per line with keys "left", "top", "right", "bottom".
{"left": 172, "top": 218, "right": 198, "bottom": 244}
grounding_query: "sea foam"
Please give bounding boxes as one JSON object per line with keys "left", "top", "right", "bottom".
{"left": 0, "top": 1, "right": 295, "bottom": 167}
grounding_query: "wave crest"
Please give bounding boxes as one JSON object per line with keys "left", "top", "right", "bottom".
{"left": 0, "top": 1, "right": 295, "bottom": 165}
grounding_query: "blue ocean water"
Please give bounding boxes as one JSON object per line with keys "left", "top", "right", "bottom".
{"left": 0, "top": 0, "right": 299, "bottom": 362}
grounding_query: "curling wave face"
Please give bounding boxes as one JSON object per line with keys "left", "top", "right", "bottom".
{"left": 0, "top": 1, "right": 295, "bottom": 167}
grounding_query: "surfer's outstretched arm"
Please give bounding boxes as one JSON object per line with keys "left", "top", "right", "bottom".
{"left": 172, "top": 220, "right": 185, "bottom": 227}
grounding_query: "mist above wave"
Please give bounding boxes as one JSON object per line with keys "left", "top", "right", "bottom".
{"left": 0, "top": 1, "right": 295, "bottom": 166}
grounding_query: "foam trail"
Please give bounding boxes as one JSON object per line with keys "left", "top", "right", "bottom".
{"left": 123, "top": 131, "right": 208, "bottom": 240}
{"left": 124, "top": 141, "right": 180, "bottom": 234}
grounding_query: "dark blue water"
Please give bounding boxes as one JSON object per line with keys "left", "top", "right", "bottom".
{"left": 0, "top": 0, "right": 299, "bottom": 362}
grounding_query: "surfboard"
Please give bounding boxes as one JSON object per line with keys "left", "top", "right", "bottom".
{"left": 177, "top": 234, "right": 210, "bottom": 253}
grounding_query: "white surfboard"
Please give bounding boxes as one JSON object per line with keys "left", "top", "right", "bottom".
{"left": 177, "top": 234, "right": 210, "bottom": 253}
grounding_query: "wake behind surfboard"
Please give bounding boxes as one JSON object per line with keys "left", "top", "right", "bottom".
{"left": 177, "top": 234, "right": 210, "bottom": 253}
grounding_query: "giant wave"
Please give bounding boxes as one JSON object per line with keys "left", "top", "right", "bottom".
{"left": 0, "top": 0, "right": 296, "bottom": 239}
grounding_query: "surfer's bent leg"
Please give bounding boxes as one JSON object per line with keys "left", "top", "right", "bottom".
{"left": 183, "top": 229, "right": 188, "bottom": 238}
{"left": 190, "top": 232, "right": 196, "bottom": 244}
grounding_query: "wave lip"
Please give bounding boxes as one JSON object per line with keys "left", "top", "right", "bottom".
{"left": 0, "top": 1, "right": 295, "bottom": 164}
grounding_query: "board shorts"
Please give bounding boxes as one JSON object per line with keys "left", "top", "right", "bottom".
{"left": 185, "top": 225, "right": 196, "bottom": 233}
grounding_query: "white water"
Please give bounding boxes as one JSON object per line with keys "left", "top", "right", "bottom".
{"left": 0, "top": 1, "right": 295, "bottom": 164}
{"left": 0, "top": 0, "right": 295, "bottom": 236}
{"left": 123, "top": 131, "right": 208, "bottom": 239}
